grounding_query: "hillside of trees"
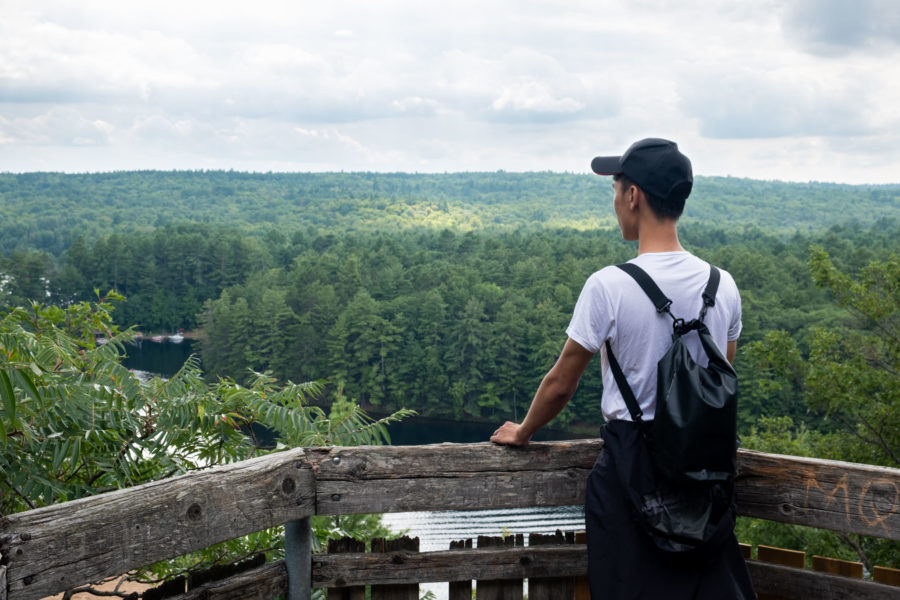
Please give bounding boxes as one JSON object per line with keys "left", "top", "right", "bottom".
{"left": 3, "top": 215, "right": 897, "bottom": 433}
{"left": 2, "top": 170, "right": 899, "bottom": 256}
{"left": 3, "top": 171, "right": 899, "bottom": 433}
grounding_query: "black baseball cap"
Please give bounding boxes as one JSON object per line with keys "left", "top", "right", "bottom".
{"left": 591, "top": 138, "right": 693, "bottom": 203}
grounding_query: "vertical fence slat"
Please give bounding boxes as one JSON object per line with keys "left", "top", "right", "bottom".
{"left": 449, "top": 539, "right": 474, "bottom": 600}
{"left": 371, "top": 536, "right": 420, "bottom": 600}
{"left": 874, "top": 566, "right": 900, "bottom": 587}
{"left": 756, "top": 545, "right": 807, "bottom": 600}
{"left": 475, "top": 535, "right": 523, "bottom": 600}
{"left": 573, "top": 532, "right": 589, "bottom": 600}
{"left": 811, "top": 555, "right": 863, "bottom": 579}
{"left": 327, "top": 537, "right": 367, "bottom": 600}
{"left": 528, "top": 531, "right": 574, "bottom": 600}
{"left": 284, "top": 518, "right": 312, "bottom": 600}
{"left": 757, "top": 545, "right": 805, "bottom": 569}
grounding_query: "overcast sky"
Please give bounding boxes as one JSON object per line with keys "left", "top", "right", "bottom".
{"left": 1, "top": 0, "right": 899, "bottom": 183}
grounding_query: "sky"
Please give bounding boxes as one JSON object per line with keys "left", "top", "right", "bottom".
{"left": 1, "top": 0, "right": 899, "bottom": 184}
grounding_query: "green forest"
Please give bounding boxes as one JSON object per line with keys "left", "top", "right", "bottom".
{"left": 2, "top": 170, "right": 900, "bottom": 570}
{"left": 3, "top": 172, "right": 900, "bottom": 430}
{"left": 2, "top": 170, "right": 899, "bottom": 256}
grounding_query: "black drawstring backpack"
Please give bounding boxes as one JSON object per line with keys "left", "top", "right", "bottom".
{"left": 603, "top": 263, "right": 739, "bottom": 561}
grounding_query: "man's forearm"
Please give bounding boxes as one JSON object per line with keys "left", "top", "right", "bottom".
{"left": 491, "top": 339, "right": 594, "bottom": 446}
{"left": 518, "top": 375, "right": 574, "bottom": 439}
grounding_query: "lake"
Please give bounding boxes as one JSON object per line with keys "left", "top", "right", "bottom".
{"left": 122, "top": 336, "right": 197, "bottom": 380}
{"left": 123, "top": 337, "right": 589, "bottom": 439}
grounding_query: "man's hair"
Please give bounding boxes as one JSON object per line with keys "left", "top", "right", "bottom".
{"left": 614, "top": 174, "right": 685, "bottom": 220}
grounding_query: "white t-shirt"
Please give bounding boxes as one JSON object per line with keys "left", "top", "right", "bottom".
{"left": 565, "top": 251, "right": 742, "bottom": 422}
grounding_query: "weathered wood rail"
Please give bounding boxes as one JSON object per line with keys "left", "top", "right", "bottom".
{"left": 1, "top": 440, "right": 899, "bottom": 599}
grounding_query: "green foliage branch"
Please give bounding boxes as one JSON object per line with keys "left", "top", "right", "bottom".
{"left": 0, "top": 294, "right": 413, "bottom": 590}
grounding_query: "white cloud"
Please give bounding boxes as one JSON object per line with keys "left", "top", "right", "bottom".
{"left": 679, "top": 67, "right": 871, "bottom": 139}
{"left": 0, "top": 0, "right": 898, "bottom": 182}
{"left": 491, "top": 82, "right": 585, "bottom": 116}
{"left": 391, "top": 96, "right": 439, "bottom": 116}
{"left": 0, "top": 107, "right": 115, "bottom": 146}
{"left": 784, "top": 0, "right": 900, "bottom": 56}
{"left": 293, "top": 126, "right": 366, "bottom": 153}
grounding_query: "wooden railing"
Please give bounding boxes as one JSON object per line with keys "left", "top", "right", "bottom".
{"left": 2, "top": 440, "right": 899, "bottom": 600}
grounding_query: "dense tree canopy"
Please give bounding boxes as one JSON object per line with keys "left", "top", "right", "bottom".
{"left": 2, "top": 171, "right": 899, "bottom": 257}
{"left": 7, "top": 216, "right": 900, "bottom": 433}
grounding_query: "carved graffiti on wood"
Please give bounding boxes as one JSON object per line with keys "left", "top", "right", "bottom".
{"left": 803, "top": 469, "right": 898, "bottom": 535}
{"left": 858, "top": 479, "right": 899, "bottom": 534}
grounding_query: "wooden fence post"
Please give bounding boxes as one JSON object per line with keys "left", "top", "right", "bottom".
{"left": 448, "top": 539, "right": 473, "bottom": 600}
{"left": 528, "top": 531, "right": 574, "bottom": 600}
{"left": 371, "top": 536, "right": 420, "bottom": 600}
{"left": 476, "top": 534, "right": 524, "bottom": 600}
{"left": 285, "top": 517, "right": 312, "bottom": 600}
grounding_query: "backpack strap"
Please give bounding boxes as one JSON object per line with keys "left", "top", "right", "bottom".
{"left": 616, "top": 263, "right": 672, "bottom": 314}
{"left": 618, "top": 263, "right": 721, "bottom": 325}
{"left": 604, "top": 262, "right": 721, "bottom": 425}
{"left": 605, "top": 338, "right": 646, "bottom": 425}
{"left": 699, "top": 265, "right": 720, "bottom": 322}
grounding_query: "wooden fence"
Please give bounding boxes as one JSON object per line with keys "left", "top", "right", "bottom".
{"left": 1, "top": 440, "right": 899, "bottom": 600}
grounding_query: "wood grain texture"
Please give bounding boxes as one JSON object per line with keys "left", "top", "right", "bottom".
{"left": 315, "top": 441, "right": 604, "bottom": 480}
{"left": 163, "top": 547, "right": 900, "bottom": 600}
{"left": 371, "top": 536, "right": 420, "bottom": 600}
{"left": 448, "top": 539, "right": 473, "bottom": 600}
{"left": 315, "top": 441, "right": 598, "bottom": 514}
{"left": 4, "top": 440, "right": 900, "bottom": 600}
{"left": 310, "top": 544, "right": 588, "bottom": 588}
{"left": 325, "top": 537, "right": 366, "bottom": 600}
{"left": 76, "top": 542, "right": 900, "bottom": 600}
{"left": 1, "top": 447, "right": 315, "bottom": 600}
{"left": 163, "top": 561, "right": 287, "bottom": 600}
{"left": 758, "top": 545, "right": 806, "bottom": 569}
{"left": 874, "top": 565, "right": 900, "bottom": 587}
{"left": 528, "top": 532, "right": 575, "bottom": 600}
{"left": 736, "top": 450, "right": 900, "bottom": 541}
{"left": 475, "top": 535, "right": 524, "bottom": 600}
{"left": 811, "top": 555, "right": 863, "bottom": 579}
{"left": 747, "top": 560, "right": 900, "bottom": 599}
{"left": 317, "top": 470, "right": 589, "bottom": 514}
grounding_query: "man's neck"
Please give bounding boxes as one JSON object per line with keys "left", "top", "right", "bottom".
{"left": 636, "top": 220, "right": 683, "bottom": 255}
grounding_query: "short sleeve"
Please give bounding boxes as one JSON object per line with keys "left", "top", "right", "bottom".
{"left": 565, "top": 273, "right": 614, "bottom": 354}
{"left": 725, "top": 275, "right": 742, "bottom": 342}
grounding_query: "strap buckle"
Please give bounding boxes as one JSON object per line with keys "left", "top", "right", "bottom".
{"left": 673, "top": 318, "right": 700, "bottom": 336}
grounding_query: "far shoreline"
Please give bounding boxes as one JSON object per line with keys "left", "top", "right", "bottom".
{"left": 133, "top": 330, "right": 199, "bottom": 340}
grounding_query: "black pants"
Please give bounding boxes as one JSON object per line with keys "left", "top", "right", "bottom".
{"left": 586, "top": 421, "right": 755, "bottom": 599}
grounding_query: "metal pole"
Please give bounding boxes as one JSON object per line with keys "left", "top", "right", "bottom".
{"left": 284, "top": 517, "right": 312, "bottom": 600}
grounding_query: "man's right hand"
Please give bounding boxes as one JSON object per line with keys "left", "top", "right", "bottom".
{"left": 490, "top": 421, "right": 530, "bottom": 446}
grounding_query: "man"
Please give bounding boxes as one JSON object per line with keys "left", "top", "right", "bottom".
{"left": 491, "top": 138, "right": 754, "bottom": 598}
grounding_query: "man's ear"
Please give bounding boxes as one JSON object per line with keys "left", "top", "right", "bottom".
{"left": 628, "top": 185, "right": 643, "bottom": 210}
